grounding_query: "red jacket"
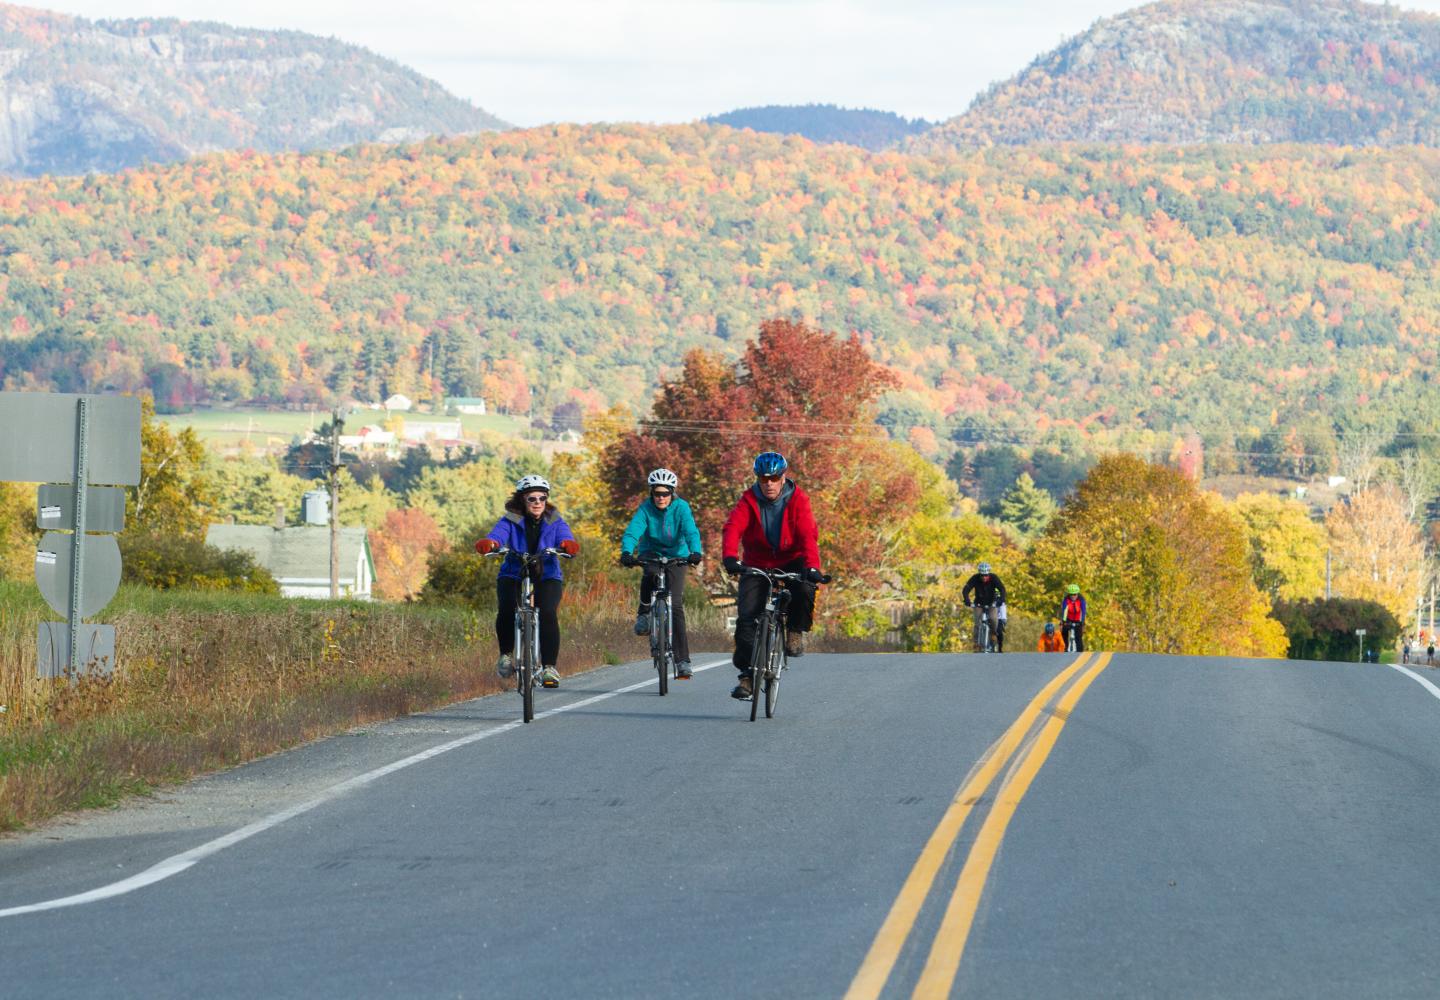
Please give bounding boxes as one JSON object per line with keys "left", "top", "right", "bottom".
{"left": 721, "top": 482, "right": 821, "bottom": 570}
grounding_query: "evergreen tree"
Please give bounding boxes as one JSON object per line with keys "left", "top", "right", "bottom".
{"left": 997, "top": 473, "right": 1057, "bottom": 539}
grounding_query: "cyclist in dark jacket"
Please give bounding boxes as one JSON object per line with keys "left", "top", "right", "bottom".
{"left": 962, "top": 563, "right": 1007, "bottom": 653}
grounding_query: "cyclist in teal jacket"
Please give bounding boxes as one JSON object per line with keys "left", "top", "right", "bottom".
{"left": 620, "top": 468, "right": 703, "bottom": 678}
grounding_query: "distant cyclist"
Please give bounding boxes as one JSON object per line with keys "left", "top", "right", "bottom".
{"left": 1059, "top": 583, "right": 1088, "bottom": 652}
{"left": 620, "top": 468, "right": 703, "bottom": 680}
{"left": 994, "top": 600, "right": 1008, "bottom": 654}
{"left": 475, "top": 475, "right": 580, "bottom": 689}
{"left": 1038, "top": 621, "right": 1066, "bottom": 652}
{"left": 722, "top": 451, "right": 824, "bottom": 700}
{"left": 961, "top": 562, "right": 1007, "bottom": 652}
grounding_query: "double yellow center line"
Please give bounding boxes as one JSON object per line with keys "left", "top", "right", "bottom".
{"left": 845, "top": 651, "right": 1114, "bottom": 1000}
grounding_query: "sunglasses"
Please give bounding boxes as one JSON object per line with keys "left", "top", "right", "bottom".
{"left": 650, "top": 489, "right": 674, "bottom": 498}
{"left": 523, "top": 493, "right": 549, "bottom": 504}
{"left": 757, "top": 474, "right": 783, "bottom": 483}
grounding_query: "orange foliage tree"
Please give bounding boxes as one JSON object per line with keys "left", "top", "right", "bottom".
{"left": 372, "top": 507, "right": 447, "bottom": 601}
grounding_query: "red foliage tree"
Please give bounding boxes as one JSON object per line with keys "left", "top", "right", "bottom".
{"left": 601, "top": 318, "right": 913, "bottom": 599}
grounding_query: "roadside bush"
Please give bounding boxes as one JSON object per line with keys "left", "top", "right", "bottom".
{"left": 119, "top": 532, "right": 279, "bottom": 594}
{"left": 1271, "top": 597, "right": 1400, "bottom": 662}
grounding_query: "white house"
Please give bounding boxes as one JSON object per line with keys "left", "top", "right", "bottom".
{"left": 206, "top": 524, "right": 375, "bottom": 601}
{"left": 445, "top": 396, "right": 487, "bottom": 415}
{"left": 338, "top": 424, "right": 397, "bottom": 450}
{"left": 399, "top": 419, "right": 463, "bottom": 442}
{"left": 384, "top": 393, "right": 413, "bottom": 412}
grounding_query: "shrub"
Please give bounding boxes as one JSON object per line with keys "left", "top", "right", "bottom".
{"left": 1271, "top": 597, "right": 1400, "bottom": 662}
{"left": 119, "top": 532, "right": 280, "bottom": 594}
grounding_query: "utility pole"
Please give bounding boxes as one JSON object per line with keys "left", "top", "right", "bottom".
{"left": 328, "top": 408, "right": 345, "bottom": 600}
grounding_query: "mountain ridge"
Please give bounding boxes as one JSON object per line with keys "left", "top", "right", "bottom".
{"left": 703, "top": 104, "right": 932, "bottom": 150}
{"left": 915, "top": 0, "right": 1440, "bottom": 149}
{"left": 0, "top": 2, "right": 509, "bottom": 176}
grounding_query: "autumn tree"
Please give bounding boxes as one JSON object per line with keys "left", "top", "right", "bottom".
{"left": 1271, "top": 597, "right": 1400, "bottom": 662}
{"left": 1231, "top": 492, "right": 1326, "bottom": 600}
{"left": 0, "top": 481, "right": 40, "bottom": 581}
{"left": 1325, "top": 484, "right": 1425, "bottom": 626}
{"left": 1017, "top": 455, "right": 1287, "bottom": 657}
{"left": 132, "top": 395, "right": 216, "bottom": 539}
{"left": 372, "top": 507, "right": 447, "bottom": 601}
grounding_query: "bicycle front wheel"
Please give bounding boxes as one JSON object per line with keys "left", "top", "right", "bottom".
{"left": 749, "top": 619, "right": 769, "bottom": 722}
{"left": 653, "top": 600, "right": 670, "bottom": 696}
{"left": 520, "top": 612, "right": 536, "bottom": 724}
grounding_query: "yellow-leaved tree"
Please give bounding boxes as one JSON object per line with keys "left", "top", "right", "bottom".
{"left": 1325, "top": 484, "right": 1425, "bottom": 626}
{"left": 1231, "top": 492, "right": 1326, "bottom": 600}
{"left": 1015, "top": 455, "right": 1287, "bottom": 657}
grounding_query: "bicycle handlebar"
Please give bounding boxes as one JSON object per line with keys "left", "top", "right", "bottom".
{"left": 483, "top": 547, "right": 575, "bottom": 562}
{"left": 737, "top": 564, "right": 832, "bottom": 585}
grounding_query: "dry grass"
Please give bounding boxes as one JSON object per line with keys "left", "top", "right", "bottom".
{"left": 0, "top": 575, "right": 733, "bottom": 833}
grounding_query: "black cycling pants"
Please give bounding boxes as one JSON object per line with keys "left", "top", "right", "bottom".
{"left": 732, "top": 559, "right": 815, "bottom": 671}
{"left": 1062, "top": 621, "right": 1085, "bottom": 652}
{"left": 497, "top": 577, "right": 564, "bottom": 666}
{"left": 639, "top": 563, "right": 691, "bottom": 664}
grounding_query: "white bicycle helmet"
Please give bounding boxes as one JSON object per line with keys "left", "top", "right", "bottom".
{"left": 515, "top": 474, "right": 551, "bottom": 494}
{"left": 977, "top": 562, "right": 992, "bottom": 575}
{"left": 647, "top": 468, "right": 679, "bottom": 489}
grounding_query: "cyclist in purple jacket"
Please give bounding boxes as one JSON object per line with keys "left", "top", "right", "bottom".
{"left": 475, "top": 475, "right": 579, "bottom": 689}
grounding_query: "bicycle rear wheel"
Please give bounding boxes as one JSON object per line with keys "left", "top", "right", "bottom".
{"left": 764, "top": 641, "right": 783, "bottom": 718}
{"left": 749, "top": 618, "right": 769, "bottom": 722}
{"left": 653, "top": 599, "right": 670, "bottom": 696}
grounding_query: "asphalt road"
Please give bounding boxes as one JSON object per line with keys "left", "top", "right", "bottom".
{"left": 4, "top": 650, "right": 1440, "bottom": 998}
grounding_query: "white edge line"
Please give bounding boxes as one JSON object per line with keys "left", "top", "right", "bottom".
{"left": 0, "top": 657, "right": 733, "bottom": 918}
{"left": 1389, "top": 662, "right": 1440, "bottom": 701}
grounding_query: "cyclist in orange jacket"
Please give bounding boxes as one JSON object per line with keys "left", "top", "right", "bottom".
{"left": 1038, "top": 621, "right": 1066, "bottom": 652}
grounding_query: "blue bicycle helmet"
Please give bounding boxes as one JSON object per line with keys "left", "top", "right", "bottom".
{"left": 753, "top": 451, "right": 788, "bottom": 476}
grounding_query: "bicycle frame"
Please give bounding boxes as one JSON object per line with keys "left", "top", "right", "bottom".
{"left": 973, "top": 603, "right": 997, "bottom": 653}
{"left": 735, "top": 564, "right": 830, "bottom": 720}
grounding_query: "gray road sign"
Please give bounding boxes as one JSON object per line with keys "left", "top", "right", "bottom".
{"left": 37, "top": 623, "right": 116, "bottom": 678}
{"left": 0, "top": 392, "right": 141, "bottom": 485}
{"left": 37, "top": 484, "right": 127, "bottom": 533}
{"left": 35, "top": 532, "right": 121, "bottom": 620}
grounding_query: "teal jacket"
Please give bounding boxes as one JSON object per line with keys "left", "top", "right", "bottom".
{"left": 621, "top": 497, "right": 702, "bottom": 558}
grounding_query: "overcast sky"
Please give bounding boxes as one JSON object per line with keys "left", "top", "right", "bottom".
{"left": 42, "top": 0, "right": 1440, "bottom": 126}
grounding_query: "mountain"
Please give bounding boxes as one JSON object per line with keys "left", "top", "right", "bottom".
{"left": 0, "top": 3, "right": 508, "bottom": 176}
{"left": 705, "top": 104, "right": 932, "bottom": 151}
{"left": 914, "top": 0, "right": 1440, "bottom": 149}
{"left": 1, "top": 124, "right": 1437, "bottom": 466}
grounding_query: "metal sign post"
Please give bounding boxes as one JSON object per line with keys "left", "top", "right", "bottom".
{"left": 0, "top": 391, "right": 139, "bottom": 678}
{"left": 1355, "top": 627, "right": 1367, "bottom": 664}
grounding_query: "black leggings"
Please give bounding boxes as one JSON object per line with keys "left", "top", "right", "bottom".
{"left": 639, "top": 563, "right": 690, "bottom": 664}
{"left": 496, "top": 577, "right": 564, "bottom": 667}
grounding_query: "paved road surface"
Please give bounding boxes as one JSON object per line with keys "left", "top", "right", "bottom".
{"left": 3, "top": 651, "right": 1440, "bottom": 998}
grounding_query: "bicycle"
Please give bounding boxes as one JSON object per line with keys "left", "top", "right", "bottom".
{"left": 483, "top": 546, "right": 573, "bottom": 723}
{"left": 631, "top": 556, "right": 691, "bottom": 696}
{"left": 1062, "top": 620, "right": 1080, "bottom": 653}
{"left": 737, "top": 565, "right": 831, "bottom": 720}
{"left": 969, "top": 602, "right": 997, "bottom": 653}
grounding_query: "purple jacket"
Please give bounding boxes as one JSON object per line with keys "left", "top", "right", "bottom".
{"left": 484, "top": 508, "right": 576, "bottom": 582}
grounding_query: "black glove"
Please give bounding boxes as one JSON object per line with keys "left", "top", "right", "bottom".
{"left": 723, "top": 556, "right": 742, "bottom": 576}
{"left": 620, "top": 551, "right": 638, "bottom": 567}
{"left": 687, "top": 551, "right": 703, "bottom": 566}
{"left": 805, "top": 567, "right": 824, "bottom": 584}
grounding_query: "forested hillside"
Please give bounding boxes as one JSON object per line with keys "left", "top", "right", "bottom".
{"left": 704, "top": 105, "right": 932, "bottom": 150}
{"left": 0, "top": 3, "right": 507, "bottom": 176}
{"left": 1, "top": 124, "right": 1437, "bottom": 463}
{"left": 916, "top": 0, "right": 1440, "bottom": 148}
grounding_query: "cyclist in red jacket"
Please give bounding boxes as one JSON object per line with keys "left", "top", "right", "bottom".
{"left": 721, "top": 451, "right": 824, "bottom": 700}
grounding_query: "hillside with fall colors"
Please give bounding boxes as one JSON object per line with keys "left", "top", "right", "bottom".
{"left": 0, "top": 2, "right": 507, "bottom": 177}
{"left": 916, "top": 0, "right": 1440, "bottom": 149}
{"left": 1, "top": 124, "right": 1438, "bottom": 464}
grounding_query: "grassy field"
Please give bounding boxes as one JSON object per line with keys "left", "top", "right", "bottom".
{"left": 156, "top": 406, "right": 531, "bottom": 452}
{"left": 0, "top": 574, "right": 731, "bottom": 833}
